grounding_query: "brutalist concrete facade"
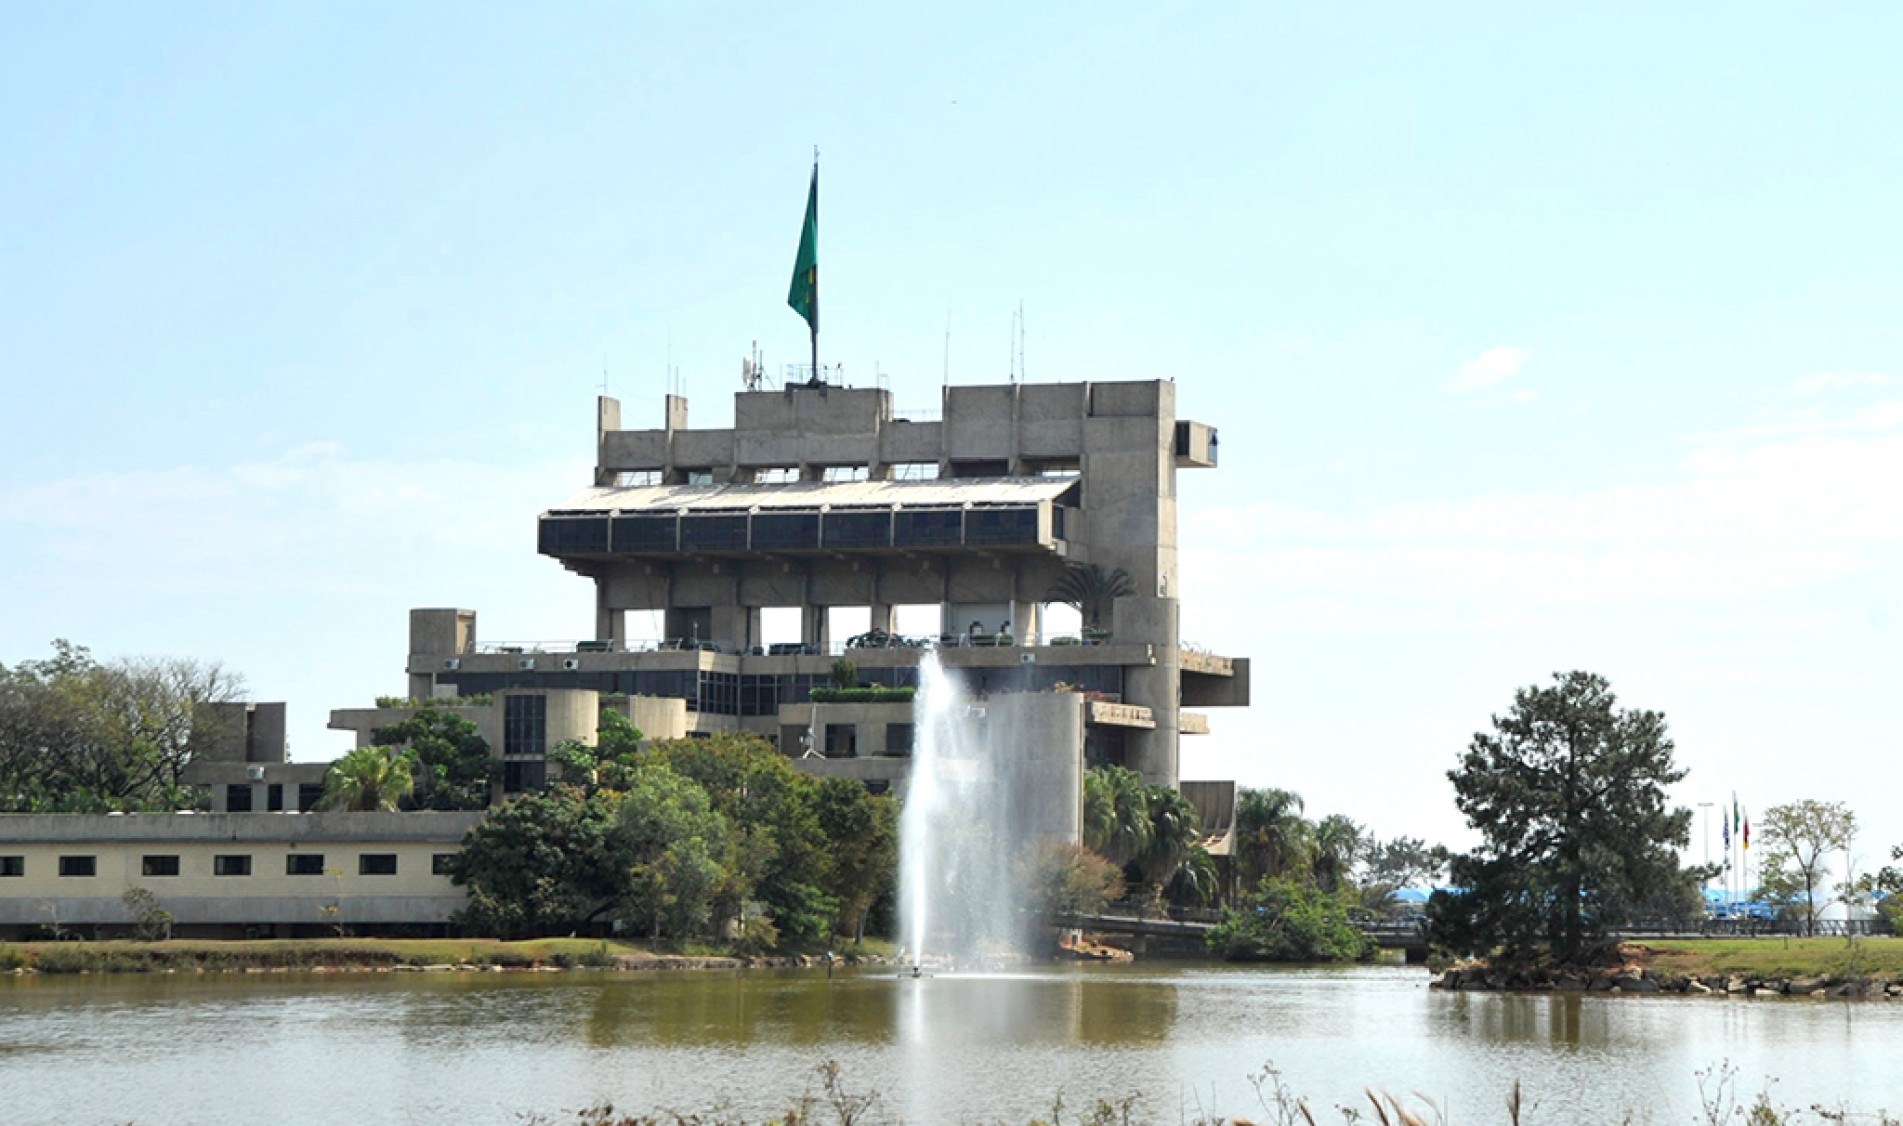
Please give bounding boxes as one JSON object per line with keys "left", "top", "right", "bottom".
{"left": 399, "top": 379, "right": 1247, "bottom": 806}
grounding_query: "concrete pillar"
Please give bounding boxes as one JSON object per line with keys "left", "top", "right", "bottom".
{"left": 1118, "top": 595, "right": 1180, "bottom": 788}
{"left": 711, "top": 605, "right": 754, "bottom": 653}
{"left": 869, "top": 602, "right": 896, "bottom": 636}
{"left": 594, "top": 583, "right": 625, "bottom": 648}
{"left": 1009, "top": 600, "right": 1038, "bottom": 644}
{"left": 802, "top": 605, "right": 828, "bottom": 652}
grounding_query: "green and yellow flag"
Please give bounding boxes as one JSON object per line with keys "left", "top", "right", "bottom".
{"left": 787, "top": 165, "right": 818, "bottom": 334}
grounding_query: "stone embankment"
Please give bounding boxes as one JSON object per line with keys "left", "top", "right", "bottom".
{"left": 1433, "top": 963, "right": 1903, "bottom": 998}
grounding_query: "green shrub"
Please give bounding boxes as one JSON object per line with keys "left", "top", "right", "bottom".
{"left": 808, "top": 686, "right": 916, "bottom": 704}
{"left": 1208, "top": 877, "right": 1375, "bottom": 963}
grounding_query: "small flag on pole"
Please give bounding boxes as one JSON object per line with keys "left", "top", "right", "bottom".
{"left": 1743, "top": 814, "right": 1750, "bottom": 851}
{"left": 1722, "top": 806, "right": 1731, "bottom": 851}
{"left": 788, "top": 164, "right": 819, "bottom": 335}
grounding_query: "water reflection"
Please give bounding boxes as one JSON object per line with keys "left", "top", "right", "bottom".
{"left": 4, "top": 964, "right": 1902, "bottom": 1125}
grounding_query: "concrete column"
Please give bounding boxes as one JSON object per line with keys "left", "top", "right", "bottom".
{"left": 1009, "top": 600, "right": 1038, "bottom": 644}
{"left": 1117, "top": 595, "right": 1180, "bottom": 788}
{"left": 802, "top": 605, "right": 828, "bottom": 651}
{"left": 594, "top": 582, "right": 625, "bottom": 648}
{"left": 869, "top": 602, "right": 896, "bottom": 636}
{"left": 711, "top": 605, "right": 755, "bottom": 653}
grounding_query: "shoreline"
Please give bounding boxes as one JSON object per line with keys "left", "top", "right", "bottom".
{"left": 1434, "top": 937, "right": 1903, "bottom": 997}
{"left": 0, "top": 937, "right": 895, "bottom": 976}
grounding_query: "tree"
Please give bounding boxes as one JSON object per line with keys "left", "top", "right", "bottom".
{"left": 1430, "top": 671, "right": 1696, "bottom": 964}
{"left": 616, "top": 764, "right": 731, "bottom": 944}
{"left": 813, "top": 777, "right": 898, "bottom": 943}
{"left": 449, "top": 787, "right": 629, "bottom": 938}
{"left": 1134, "top": 785, "right": 1203, "bottom": 903}
{"left": 1756, "top": 800, "right": 1856, "bottom": 937}
{"left": 1358, "top": 836, "right": 1451, "bottom": 917}
{"left": 1234, "top": 787, "right": 1313, "bottom": 890}
{"left": 549, "top": 711, "right": 646, "bottom": 793}
{"left": 1027, "top": 842, "right": 1124, "bottom": 916}
{"left": 1082, "top": 766, "right": 1152, "bottom": 867}
{"left": 1047, "top": 563, "right": 1134, "bottom": 633}
{"left": 1207, "top": 877, "right": 1374, "bottom": 963}
{"left": 648, "top": 733, "right": 836, "bottom": 947}
{"left": 319, "top": 745, "right": 417, "bottom": 812}
{"left": 1309, "top": 814, "right": 1363, "bottom": 894}
{"left": 371, "top": 709, "right": 497, "bottom": 811}
{"left": 0, "top": 641, "right": 246, "bottom": 813}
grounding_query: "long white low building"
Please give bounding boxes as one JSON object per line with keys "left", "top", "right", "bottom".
{"left": 0, "top": 812, "right": 483, "bottom": 939}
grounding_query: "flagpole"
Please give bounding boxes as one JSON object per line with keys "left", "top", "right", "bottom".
{"left": 810, "top": 149, "right": 819, "bottom": 383}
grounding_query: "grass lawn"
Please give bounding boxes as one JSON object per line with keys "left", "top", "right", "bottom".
{"left": 0, "top": 937, "right": 660, "bottom": 973}
{"left": 1630, "top": 936, "right": 1903, "bottom": 980}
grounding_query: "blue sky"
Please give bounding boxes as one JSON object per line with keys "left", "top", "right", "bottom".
{"left": 3, "top": 4, "right": 1899, "bottom": 872}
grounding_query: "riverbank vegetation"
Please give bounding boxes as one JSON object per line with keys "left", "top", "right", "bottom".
{"left": 449, "top": 720, "right": 898, "bottom": 954}
{"left": 0, "top": 640, "right": 245, "bottom": 812}
{"left": 0, "top": 936, "right": 897, "bottom": 974}
{"left": 1428, "top": 672, "right": 1709, "bottom": 967}
{"left": 517, "top": 1058, "right": 1900, "bottom": 1126}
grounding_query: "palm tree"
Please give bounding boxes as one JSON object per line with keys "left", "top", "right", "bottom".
{"left": 320, "top": 745, "right": 416, "bottom": 812}
{"left": 1235, "top": 787, "right": 1313, "bottom": 889}
{"left": 1082, "top": 766, "right": 1152, "bottom": 867}
{"left": 1310, "top": 813, "right": 1364, "bottom": 894}
{"left": 1165, "top": 843, "right": 1220, "bottom": 908}
{"left": 1047, "top": 563, "right": 1135, "bottom": 634}
{"left": 1136, "top": 786, "right": 1203, "bottom": 903}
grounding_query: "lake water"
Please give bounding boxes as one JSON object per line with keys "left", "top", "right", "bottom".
{"left": 3, "top": 962, "right": 1902, "bottom": 1125}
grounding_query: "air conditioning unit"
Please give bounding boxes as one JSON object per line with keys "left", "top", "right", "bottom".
{"left": 442, "top": 658, "right": 460, "bottom": 671}
{"left": 246, "top": 765, "right": 266, "bottom": 781}
{"left": 1019, "top": 652, "right": 1036, "bottom": 664}
{"left": 517, "top": 658, "right": 536, "bottom": 670}
{"left": 561, "top": 658, "right": 581, "bottom": 671}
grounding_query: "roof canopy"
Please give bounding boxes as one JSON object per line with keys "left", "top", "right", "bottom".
{"left": 545, "top": 476, "right": 1079, "bottom": 515}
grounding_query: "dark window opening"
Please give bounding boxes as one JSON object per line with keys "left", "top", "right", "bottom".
{"left": 503, "top": 695, "right": 548, "bottom": 758}
{"left": 538, "top": 515, "right": 611, "bottom": 554}
{"left": 214, "top": 855, "right": 252, "bottom": 877}
{"left": 886, "top": 723, "right": 915, "bottom": 757}
{"left": 59, "top": 855, "right": 97, "bottom": 877}
{"left": 297, "top": 784, "right": 324, "bottom": 812}
{"left": 610, "top": 514, "right": 679, "bottom": 552}
{"left": 431, "top": 853, "right": 456, "bottom": 876}
{"left": 752, "top": 512, "right": 820, "bottom": 550}
{"left": 266, "top": 784, "right": 284, "bottom": 812}
{"left": 503, "top": 760, "right": 547, "bottom": 793}
{"left": 141, "top": 855, "right": 181, "bottom": 877}
{"left": 966, "top": 507, "right": 1039, "bottom": 545}
{"left": 894, "top": 508, "right": 962, "bottom": 547}
{"left": 225, "top": 784, "right": 254, "bottom": 813}
{"left": 0, "top": 856, "right": 24, "bottom": 877}
{"left": 679, "top": 513, "right": 749, "bottom": 551}
{"left": 359, "top": 854, "right": 398, "bottom": 876}
{"left": 286, "top": 854, "right": 326, "bottom": 876}
{"left": 824, "top": 724, "right": 857, "bottom": 759}
{"left": 822, "top": 511, "right": 891, "bottom": 549}
{"left": 948, "top": 460, "right": 1010, "bottom": 478}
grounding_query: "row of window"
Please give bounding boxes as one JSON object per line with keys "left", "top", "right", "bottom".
{"left": 538, "top": 505, "right": 1049, "bottom": 557}
{"left": 0, "top": 854, "right": 456, "bottom": 878}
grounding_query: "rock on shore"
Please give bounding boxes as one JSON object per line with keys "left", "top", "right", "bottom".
{"left": 1432, "top": 962, "right": 1903, "bottom": 998}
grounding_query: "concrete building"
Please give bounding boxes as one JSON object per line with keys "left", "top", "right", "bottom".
{"left": 387, "top": 378, "right": 1247, "bottom": 839}
{"left": 182, "top": 701, "right": 331, "bottom": 814}
{"left": 0, "top": 812, "right": 481, "bottom": 939}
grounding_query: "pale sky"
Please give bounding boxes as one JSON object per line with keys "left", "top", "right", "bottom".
{"left": 3, "top": 4, "right": 1899, "bottom": 871}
